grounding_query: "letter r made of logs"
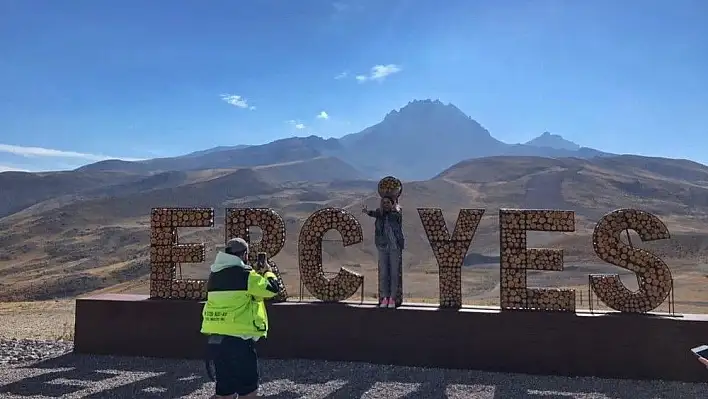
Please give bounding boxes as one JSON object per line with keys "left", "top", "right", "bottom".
{"left": 225, "top": 208, "right": 289, "bottom": 302}
{"left": 418, "top": 208, "right": 485, "bottom": 309}
{"left": 499, "top": 209, "right": 576, "bottom": 312}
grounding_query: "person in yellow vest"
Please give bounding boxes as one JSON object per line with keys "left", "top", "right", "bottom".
{"left": 201, "top": 237, "right": 281, "bottom": 399}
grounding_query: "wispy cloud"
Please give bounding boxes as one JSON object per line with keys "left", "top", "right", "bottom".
{"left": 355, "top": 64, "right": 402, "bottom": 83}
{"left": 0, "top": 143, "right": 143, "bottom": 162}
{"left": 334, "top": 71, "right": 348, "bottom": 80}
{"left": 330, "top": 1, "right": 365, "bottom": 19}
{"left": 286, "top": 120, "right": 306, "bottom": 130}
{"left": 220, "top": 94, "right": 256, "bottom": 110}
{"left": 316, "top": 111, "right": 329, "bottom": 120}
{"left": 0, "top": 165, "right": 29, "bottom": 172}
{"left": 332, "top": 2, "right": 349, "bottom": 12}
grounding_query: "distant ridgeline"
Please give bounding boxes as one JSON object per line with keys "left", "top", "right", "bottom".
{"left": 149, "top": 176, "right": 673, "bottom": 315}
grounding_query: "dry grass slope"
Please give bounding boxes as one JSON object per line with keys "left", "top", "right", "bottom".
{"left": 1, "top": 155, "right": 708, "bottom": 313}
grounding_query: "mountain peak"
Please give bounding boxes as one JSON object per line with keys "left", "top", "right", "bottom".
{"left": 525, "top": 131, "right": 580, "bottom": 151}
{"left": 370, "top": 99, "right": 494, "bottom": 142}
{"left": 384, "top": 99, "right": 467, "bottom": 121}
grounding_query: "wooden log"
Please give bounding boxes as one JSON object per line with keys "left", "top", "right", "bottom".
{"left": 377, "top": 176, "right": 403, "bottom": 199}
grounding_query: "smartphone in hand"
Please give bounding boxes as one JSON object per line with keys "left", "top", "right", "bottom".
{"left": 691, "top": 345, "right": 708, "bottom": 358}
{"left": 255, "top": 252, "right": 268, "bottom": 272}
{"left": 690, "top": 345, "right": 708, "bottom": 368}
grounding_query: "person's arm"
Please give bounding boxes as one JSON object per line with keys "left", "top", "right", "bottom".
{"left": 247, "top": 269, "right": 281, "bottom": 299}
{"left": 363, "top": 208, "right": 382, "bottom": 218}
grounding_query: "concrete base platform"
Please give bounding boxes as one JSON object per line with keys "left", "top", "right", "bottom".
{"left": 73, "top": 294, "right": 708, "bottom": 382}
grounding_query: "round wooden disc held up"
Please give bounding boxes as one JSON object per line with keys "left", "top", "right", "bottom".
{"left": 377, "top": 176, "right": 403, "bottom": 199}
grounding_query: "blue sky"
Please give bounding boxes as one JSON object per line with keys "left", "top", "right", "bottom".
{"left": 0, "top": 0, "right": 707, "bottom": 172}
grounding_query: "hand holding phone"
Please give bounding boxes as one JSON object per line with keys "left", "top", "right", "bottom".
{"left": 255, "top": 252, "right": 270, "bottom": 273}
{"left": 690, "top": 345, "right": 708, "bottom": 369}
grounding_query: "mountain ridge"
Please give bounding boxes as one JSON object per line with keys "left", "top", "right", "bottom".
{"left": 0, "top": 98, "right": 698, "bottom": 223}
{"left": 73, "top": 99, "right": 615, "bottom": 180}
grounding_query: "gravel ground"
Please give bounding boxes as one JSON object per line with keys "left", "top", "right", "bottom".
{"left": 1, "top": 352, "right": 707, "bottom": 398}
{"left": 0, "top": 339, "right": 74, "bottom": 366}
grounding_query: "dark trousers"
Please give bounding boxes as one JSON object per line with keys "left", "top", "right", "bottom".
{"left": 208, "top": 335, "right": 259, "bottom": 396}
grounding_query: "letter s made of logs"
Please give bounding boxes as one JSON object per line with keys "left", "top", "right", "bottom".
{"left": 499, "top": 209, "right": 576, "bottom": 312}
{"left": 590, "top": 209, "right": 672, "bottom": 313}
{"left": 225, "top": 208, "right": 289, "bottom": 302}
{"left": 298, "top": 207, "right": 364, "bottom": 302}
{"left": 150, "top": 208, "right": 215, "bottom": 300}
{"left": 418, "top": 208, "right": 485, "bottom": 308}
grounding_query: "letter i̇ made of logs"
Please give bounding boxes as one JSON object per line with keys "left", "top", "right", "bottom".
{"left": 377, "top": 176, "right": 404, "bottom": 307}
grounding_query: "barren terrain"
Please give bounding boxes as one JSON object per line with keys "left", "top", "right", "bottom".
{"left": 2, "top": 155, "right": 708, "bottom": 338}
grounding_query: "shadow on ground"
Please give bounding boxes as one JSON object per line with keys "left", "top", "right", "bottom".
{"left": 0, "top": 353, "right": 706, "bottom": 398}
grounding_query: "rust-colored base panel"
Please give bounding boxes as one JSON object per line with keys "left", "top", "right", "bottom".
{"left": 74, "top": 295, "right": 708, "bottom": 382}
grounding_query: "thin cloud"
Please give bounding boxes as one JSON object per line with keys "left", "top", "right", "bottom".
{"left": 316, "top": 111, "right": 329, "bottom": 120}
{"left": 220, "top": 94, "right": 256, "bottom": 110}
{"left": 332, "top": 2, "right": 349, "bottom": 12}
{"left": 355, "top": 64, "right": 402, "bottom": 83}
{"left": 0, "top": 165, "right": 29, "bottom": 172}
{"left": 330, "top": 1, "right": 365, "bottom": 20}
{"left": 334, "top": 71, "right": 348, "bottom": 80}
{"left": 286, "top": 120, "right": 306, "bottom": 130}
{"left": 0, "top": 143, "right": 143, "bottom": 162}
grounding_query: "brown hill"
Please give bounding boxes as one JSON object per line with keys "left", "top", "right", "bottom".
{"left": 0, "top": 170, "right": 142, "bottom": 218}
{"left": 436, "top": 155, "right": 708, "bottom": 221}
{"left": 2, "top": 155, "right": 708, "bottom": 302}
{"left": 0, "top": 156, "right": 362, "bottom": 221}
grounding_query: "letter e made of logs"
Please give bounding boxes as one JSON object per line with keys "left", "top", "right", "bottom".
{"left": 499, "top": 209, "right": 576, "bottom": 312}
{"left": 149, "top": 208, "right": 214, "bottom": 300}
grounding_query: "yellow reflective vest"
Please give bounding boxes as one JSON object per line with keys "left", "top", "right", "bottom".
{"left": 200, "top": 252, "right": 280, "bottom": 339}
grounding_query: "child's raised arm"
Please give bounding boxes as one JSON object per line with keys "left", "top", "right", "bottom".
{"left": 362, "top": 206, "right": 381, "bottom": 218}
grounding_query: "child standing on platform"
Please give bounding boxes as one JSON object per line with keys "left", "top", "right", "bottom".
{"left": 363, "top": 195, "right": 404, "bottom": 308}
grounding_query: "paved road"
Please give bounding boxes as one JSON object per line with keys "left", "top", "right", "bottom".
{"left": 1, "top": 354, "right": 707, "bottom": 398}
